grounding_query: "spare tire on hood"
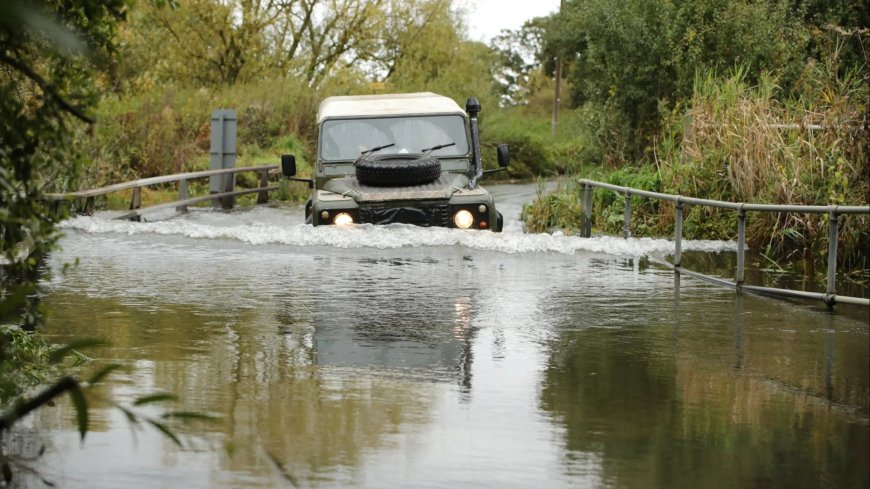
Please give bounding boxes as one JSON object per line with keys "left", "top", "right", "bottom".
{"left": 354, "top": 153, "right": 441, "bottom": 187}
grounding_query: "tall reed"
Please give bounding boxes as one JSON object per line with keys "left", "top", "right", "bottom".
{"left": 658, "top": 63, "right": 868, "bottom": 272}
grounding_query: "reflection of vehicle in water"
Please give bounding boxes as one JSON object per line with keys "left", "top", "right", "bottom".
{"left": 276, "top": 252, "right": 478, "bottom": 387}
{"left": 281, "top": 92, "right": 510, "bottom": 231}
{"left": 279, "top": 295, "right": 476, "bottom": 386}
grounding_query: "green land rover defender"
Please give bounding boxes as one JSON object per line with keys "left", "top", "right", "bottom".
{"left": 281, "top": 92, "right": 509, "bottom": 231}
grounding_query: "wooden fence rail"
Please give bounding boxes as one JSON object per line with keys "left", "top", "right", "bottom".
{"left": 45, "top": 165, "right": 280, "bottom": 220}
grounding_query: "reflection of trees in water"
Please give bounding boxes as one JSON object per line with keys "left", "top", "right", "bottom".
{"left": 40, "top": 292, "right": 436, "bottom": 484}
{"left": 538, "top": 285, "right": 869, "bottom": 488}
{"left": 41, "top": 247, "right": 489, "bottom": 484}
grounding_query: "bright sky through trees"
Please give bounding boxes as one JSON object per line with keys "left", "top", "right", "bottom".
{"left": 462, "top": 0, "right": 560, "bottom": 42}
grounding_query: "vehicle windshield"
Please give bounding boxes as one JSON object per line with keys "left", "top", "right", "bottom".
{"left": 320, "top": 115, "right": 469, "bottom": 161}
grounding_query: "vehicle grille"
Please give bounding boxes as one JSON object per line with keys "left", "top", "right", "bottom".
{"left": 360, "top": 204, "right": 450, "bottom": 227}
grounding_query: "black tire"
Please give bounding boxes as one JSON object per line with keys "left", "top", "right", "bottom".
{"left": 354, "top": 153, "right": 441, "bottom": 187}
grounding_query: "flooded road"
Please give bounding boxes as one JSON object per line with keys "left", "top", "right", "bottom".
{"left": 29, "top": 184, "right": 869, "bottom": 488}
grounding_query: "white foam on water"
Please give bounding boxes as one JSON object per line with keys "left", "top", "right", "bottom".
{"left": 59, "top": 207, "right": 737, "bottom": 257}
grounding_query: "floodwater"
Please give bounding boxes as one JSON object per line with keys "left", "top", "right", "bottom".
{"left": 22, "top": 184, "right": 869, "bottom": 488}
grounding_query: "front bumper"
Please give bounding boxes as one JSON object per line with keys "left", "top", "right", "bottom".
{"left": 309, "top": 174, "right": 501, "bottom": 231}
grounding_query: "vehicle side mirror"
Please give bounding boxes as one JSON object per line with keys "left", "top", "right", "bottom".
{"left": 281, "top": 154, "right": 297, "bottom": 177}
{"left": 496, "top": 144, "right": 509, "bottom": 167}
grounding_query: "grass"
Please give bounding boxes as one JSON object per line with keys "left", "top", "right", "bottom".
{"left": 523, "top": 63, "right": 868, "bottom": 279}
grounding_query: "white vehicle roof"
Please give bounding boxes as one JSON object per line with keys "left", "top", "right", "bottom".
{"left": 318, "top": 92, "right": 466, "bottom": 122}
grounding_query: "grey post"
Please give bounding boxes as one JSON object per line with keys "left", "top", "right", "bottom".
{"left": 623, "top": 190, "right": 631, "bottom": 239}
{"left": 736, "top": 206, "right": 746, "bottom": 286}
{"left": 257, "top": 168, "right": 270, "bottom": 205}
{"left": 826, "top": 210, "right": 839, "bottom": 298}
{"left": 579, "top": 184, "right": 589, "bottom": 237}
{"left": 674, "top": 200, "right": 683, "bottom": 268}
{"left": 583, "top": 184, "right": 593, "bottom": 237}
{"left": 210, "top": 109, "right": 237, "bottom": 209}
{"left": 177, "top": 179, "right": 189, "bottom": 213}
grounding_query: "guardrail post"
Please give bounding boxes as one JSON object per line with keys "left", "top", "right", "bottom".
{"left": 128, "top": 187, "right": 142, "bottom": 222}
{"left": 826, "top": 210, "right": 839, "bottom": 299}
{"left": 129, "top": 187, "right": 141, "bottom": 210}
{"left": 674, "top": 200, "right": 683, "bottom": 268}
{"left": 177, "top": 179, "right": 189, "bottom": 213}
{"left": 584, "top": 185, "right": 593, "bottom": 237}
{"left": 257, "top": 169, "right": 269, "bottom": 204}
{"left": 83, "top": 196, "right": 95, "bottom": 216}
{"left": 736, "top": 207, "right": 746, "bottom": 287}
{"left": 623, "top": 191, "right": 631, "bottom": 239}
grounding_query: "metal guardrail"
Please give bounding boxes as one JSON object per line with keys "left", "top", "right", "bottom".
{"left": 46, "top": 165, "right": 280, "bottom": 220}
{"left": 576, "top": 179, "right": 870, "bottom": 308}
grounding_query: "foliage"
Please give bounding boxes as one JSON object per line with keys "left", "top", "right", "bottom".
{"left": 78, "top": 78, "right": 322, "bottom": 185}
{"left": 525, "top": 60, "right": 868, "bottom": 275}
{"left": 119, "top": 0, "right": 385, "bottom": 87}
{"left": 522, "top": 166, "right": 662, "bottom": 236}
{"left": 116, "top": 0, "right": 494, "bottom": 100}
{"left": 657, "top": 65, "right": 869, "bottom": 271}
{"left": 541, "top": 0, "right": 867, "bottom": 164}
{"left": 489, "top": 17, "right": 548, "bottom": 105}
{"left": 481, "top": 109, "right": 555, "bottom": 179}
{"left": 521, "top": 178, "right": 584, "bottom": 234}
{"left": 2, "top": 0, "right": 127, "bottom": 322}
{"left": 1, "top": 0, "right": 212, "bottom": 483}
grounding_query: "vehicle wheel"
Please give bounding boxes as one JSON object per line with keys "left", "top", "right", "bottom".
{"left": 354, "top": 153, "right": 441, "bottom": 187}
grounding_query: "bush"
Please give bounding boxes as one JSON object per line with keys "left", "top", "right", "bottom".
{"left": 481, "top": 108, "right": 558, "bottom": 179}
{"left": 657, "top": 64, "right": 868, "bottom": 271}
{"left": 522, "top": 178, "right": 584, "bottom": 233}
{"left": 77, "top": 79, "right": 323, "bottom": 186}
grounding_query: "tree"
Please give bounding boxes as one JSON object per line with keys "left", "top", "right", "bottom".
{"left": 1, "top": 1, "right": 206, "bottom": 483}
{"left": 121, "top": 0, "right": 390, "bottom": 88}
{"left": 2, "top": 0, "right": 126, "bottom": 326}
{"left": 489, "top": 17, "right": 548, "bottom": 105}
{"left": 369, "top": 0, "right": 496, "bottom": 107}
{"left": 545, "top": 0, "right": 823, "bottom": 163}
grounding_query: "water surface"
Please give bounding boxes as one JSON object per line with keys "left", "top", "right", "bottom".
{"left": 25, "top": 184, "right": 870, "bottom": 488}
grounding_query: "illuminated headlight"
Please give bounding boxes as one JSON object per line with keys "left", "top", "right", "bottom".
{"left": 333, "top": 212, "right": 354, "bottom": 226}
{"left": 453, "top": 210, "right": 475, "bottom": 229}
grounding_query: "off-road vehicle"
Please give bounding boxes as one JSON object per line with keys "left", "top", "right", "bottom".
{"left": 282, "top": 92, "right": 509, "bottom": 231}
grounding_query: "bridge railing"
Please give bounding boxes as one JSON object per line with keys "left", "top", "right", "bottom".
{"left": 576, "top": 178, "right": 870, "bottom": 308}
{"left": 46, "top": 165, "right": 279, "bottom": 220}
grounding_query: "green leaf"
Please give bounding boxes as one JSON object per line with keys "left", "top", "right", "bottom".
{"left": 133, "top": 393, "right": 177, "bottom": 406}
{"left": 48, "top": 339, "right": 105, "bottom": 364}
{"left": 68, "top": 385, "right": 89, "bottom": 441}
{"left": 146, "top": 419, "right": 181, "bottom": 446}
{"left": 117, "top": 405, "right": 139, "bottom": 424}
{"left": 88, "top": 363, "right": 123, "bottom": 385}
{"left": 161, "top": 411, "right": 217, "bottom": 422}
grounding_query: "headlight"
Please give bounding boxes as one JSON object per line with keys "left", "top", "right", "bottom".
{"left": 333, "top": 212, "right": 354, "bottom": 226}
{"left": 453, "top": 210, "right": 474, "bottom": 229}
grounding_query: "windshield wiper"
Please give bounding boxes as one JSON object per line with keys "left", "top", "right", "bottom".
{"left": 421, "top": 142, "right": 455, "bottom": 154}
{"left": 360, "top": 143, "right": 395, "bottom": 157}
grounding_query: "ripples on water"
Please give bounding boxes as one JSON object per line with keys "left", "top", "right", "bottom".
{"left": 28, "top": 190, "right": 869, "bottom": 489}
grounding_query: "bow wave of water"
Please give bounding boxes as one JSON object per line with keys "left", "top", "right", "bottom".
{"left": 60, "top": 205, "right": 736, "bottom": 257}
